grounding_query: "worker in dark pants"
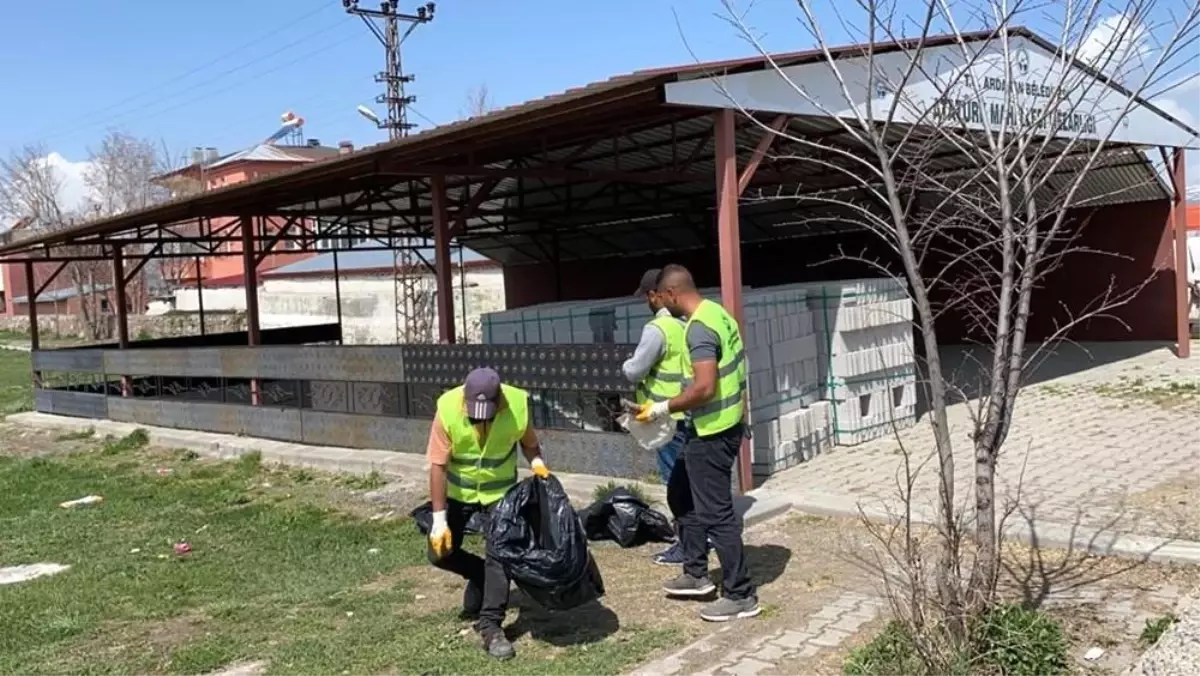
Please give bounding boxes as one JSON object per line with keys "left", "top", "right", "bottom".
{"left": 426, "top": 367, "right": 552, "bottom": 659}
{"left": 636, "top": 263, "right": 759, "bottom": 622}
{"left": 621, "top": 268, "right": 694, "bottom": 565}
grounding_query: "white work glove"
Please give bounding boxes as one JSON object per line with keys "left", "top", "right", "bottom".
{"left": 635, "top": 400, "right": 672, "bottom": 422}
{"left": 530, "top": 457, "right": 551, "bottom": 479}
{"left": 429, "top": 509, "right": 452, "bottom": 560}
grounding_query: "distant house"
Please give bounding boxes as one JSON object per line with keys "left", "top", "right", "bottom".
{"left": 153, "top": 140, "right": 351, "bottom": 289}
{"left": 173, "top": 248, "right": 505, "bottom": 344}
{"left": 1, "top": 217, "right": 120, "bottom": 318}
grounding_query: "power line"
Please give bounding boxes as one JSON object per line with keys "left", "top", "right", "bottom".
{"left": 27, "top": 0, "right": 335, "bottom": 140}
{"left": 43, "top": 27, "right": 361, "bottom": 144}
{"left": 408, "top": 106, "right": 440, "bottom": 128}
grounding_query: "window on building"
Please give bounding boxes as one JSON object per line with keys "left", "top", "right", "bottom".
{"left": 315, "top": 218, "right": 370, "bottom": 251}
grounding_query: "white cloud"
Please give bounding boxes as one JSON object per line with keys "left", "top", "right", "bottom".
{"left": 38, "top": 152, "right": 94, "bottom": 213}
{"left": 1151, "top": 75, "right": 1200, "bottom": 196}
{"left": 1078, "top": 14, "right": 1151, "bottom": 81}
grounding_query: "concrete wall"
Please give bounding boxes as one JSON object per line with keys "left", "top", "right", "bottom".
{"left": 502, "top": 199, "right": 1181, "bottom": 343}
{"left": 174, "top": 287, "right": 246, "bottom": 313}
{"left": 172, "top": 269, "right": 507, "bottom": 344}
{"left": 0, "top": 312, "right": 244, "bottom": 340}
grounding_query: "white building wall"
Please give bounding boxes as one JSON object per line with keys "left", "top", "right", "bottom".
{"left": 175, "top": 268, "right": 506, "bottom": 344}
{"left": 174, "top": 287, "right": 247, "bottom": 312}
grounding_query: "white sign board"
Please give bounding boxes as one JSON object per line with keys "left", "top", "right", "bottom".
{"left": 664, "top": 36, "right": 1200, "bottom": 148}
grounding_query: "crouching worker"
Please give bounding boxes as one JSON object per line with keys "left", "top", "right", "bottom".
{"left": 426, "top": 367, "right": 551, "bottom": 660}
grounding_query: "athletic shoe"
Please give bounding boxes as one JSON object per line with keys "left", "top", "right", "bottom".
{"left": 652, "top": 542, "right": 687, "bottom": 566}
{"left": 480, "top": 627, "right": 515, "bottom": 660}
{"left": 699, "top": 596, "right": 762, "bottom": 622}
{"left": 661, "top": 573, "right": 717, "bottom": 597}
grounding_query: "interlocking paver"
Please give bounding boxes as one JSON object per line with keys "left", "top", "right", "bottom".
{"left": 724, "top": 657, "right": 772, "bottom": 676}
{"left": 764, "top": 343, "right": 1200, "bottom": 539}
{"left": 772, "top": 630, "right": 814, "bottom": 649}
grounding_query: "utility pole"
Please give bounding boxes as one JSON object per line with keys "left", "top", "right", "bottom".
{"left": 343, "top": 0, "right": 434, "bottom": 140}
{"left": 344, "top": 0, "right": 437, "bottom": 343}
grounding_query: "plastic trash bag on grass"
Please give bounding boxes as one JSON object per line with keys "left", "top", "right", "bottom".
{"left": 579, "top": 487, "right": 675, "bottom": 547}
{"left": 487, "top": 475, "right": 605, "bottom": 611}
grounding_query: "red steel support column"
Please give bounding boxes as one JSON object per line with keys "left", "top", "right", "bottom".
{"left": 1172, "top": 148, "right": 1190, "bottom": 358}
{"left": 24, "top": 262, "right": 41, "bottom": 389}
{"left": 714, "top": 109, "right": 753, "bottom": 494}
{"left": 241, "top": 216, "right": 262, "bottom": 404}
{"left": 112, "top": 246, "right": 132, "bottom": 396}
{"left": 431, "top": 173, "right": 456, "bottom": 343}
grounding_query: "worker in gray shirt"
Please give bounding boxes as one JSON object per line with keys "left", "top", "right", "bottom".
{"left": 622, "top": 268, "right": 694, "bottom": 565}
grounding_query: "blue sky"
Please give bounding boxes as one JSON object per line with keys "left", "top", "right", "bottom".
{"left": 2, "top": 0, "right": 1196, "bottom": 203}
{"left": 2, "top": 0, "right": 836, "bottom": 161}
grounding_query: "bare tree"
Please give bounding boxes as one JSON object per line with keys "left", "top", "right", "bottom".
{"left": 84, "top": 131, "right": 171, "bottom": 320}
{"left": 152, "top": 141, "right": 206, "bottom": 297}
{"left": 713, "top": 0, "right": 1198, "bottom": 654}
{"left": 462, "top": 83, "right": 495, "bottom": 119}
{"left": 0, "top": 143, "right": 83, "bottom": 335}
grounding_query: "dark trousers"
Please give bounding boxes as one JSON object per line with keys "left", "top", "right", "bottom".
{"left": 667, "top": 423, "right": 755, "bottom": 600}
{"left": 427, "top": 498, "right": 509, "bottom": 630}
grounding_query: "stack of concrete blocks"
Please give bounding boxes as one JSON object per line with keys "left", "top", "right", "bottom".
{"left": 741, "top": 285, "right": 827, "bottom": 477}
{"left": 798, "top": 277, "right": 917, "bottom": 446}
{"left": 479, "top": 277, "right": 915, "bottom": 471}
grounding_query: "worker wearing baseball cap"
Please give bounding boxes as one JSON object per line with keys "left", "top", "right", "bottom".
{"left": 622, "top": 268, "right": 693, "bottom": 565}
{"left": 426, "top": 366, "right": 550, "bottom": 660}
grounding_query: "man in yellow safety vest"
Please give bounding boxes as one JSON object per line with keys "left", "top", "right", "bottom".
{"left": 622, "top": 268, "right": 693, "bottom": 565}
{"left": 636, "top": 263, "right": 759, "bottom": 622}
{"left": 426, "top": 367, "right": 551, "bottom": 660}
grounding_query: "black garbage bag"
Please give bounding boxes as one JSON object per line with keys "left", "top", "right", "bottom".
{"left": 410, "top": 501, "right": 486, "bottom": 536}
{"left": 487, "top": 475, "right": 605, "bottom": 611}
{"left": 580, "top": 487, "right": 676, "bottom": 548}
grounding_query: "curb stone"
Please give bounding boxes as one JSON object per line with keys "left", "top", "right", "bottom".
{"left": 6, "top": 412, "right": 788, "bottom": 528}
{"left": 766, "top": 487, "right": 1200, "bottom": 566}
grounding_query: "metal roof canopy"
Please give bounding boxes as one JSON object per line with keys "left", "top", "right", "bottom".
{"left": 0, "top": 27, "right": 1193, "bottom": 266}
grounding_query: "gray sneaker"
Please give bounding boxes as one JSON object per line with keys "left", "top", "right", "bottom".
{"left": 662, "top": 573, "right": 716, "bottom": 597}
{"left": 700, "top": 596, "right": 762, "bottom": 622}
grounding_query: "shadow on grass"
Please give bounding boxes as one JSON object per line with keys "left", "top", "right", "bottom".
{"left": 708, "top": 543, "right": 793, "bottom": 591}
{"left": 507, "top": 595, "right": 620, "bottom": 647}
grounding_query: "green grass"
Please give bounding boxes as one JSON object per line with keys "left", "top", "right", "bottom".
{"left": 1139, "top": 614, "right": 1178, "bottom": 647}
{"left": 0, "top": 350, "right": 33, "bottom": 416}
{"left": 0, "top": 446, "right": 671, "bottom": 675}
{"left": 592, "top": 480, "right": 653, "bottom": 505}
{"left": 54, "top": 427, "right": 96, "bottom": 442}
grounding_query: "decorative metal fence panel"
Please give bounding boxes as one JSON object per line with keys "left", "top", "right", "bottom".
{"left": 31, "top": 343, "right": 645, "bottom": 477}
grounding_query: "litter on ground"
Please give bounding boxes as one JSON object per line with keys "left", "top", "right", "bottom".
{"left": 59, "top": 495, "right": 103, "bottom": 508}
{"left": 0, "top": 563, "right": 70, "bottom": 586}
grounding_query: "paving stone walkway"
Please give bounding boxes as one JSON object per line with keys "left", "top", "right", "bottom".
{"left": 764, "top": 342, "right": 1200, "bottom": 539}
{"left": 631, "top": 592, "right": 884, "bottom": 676}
